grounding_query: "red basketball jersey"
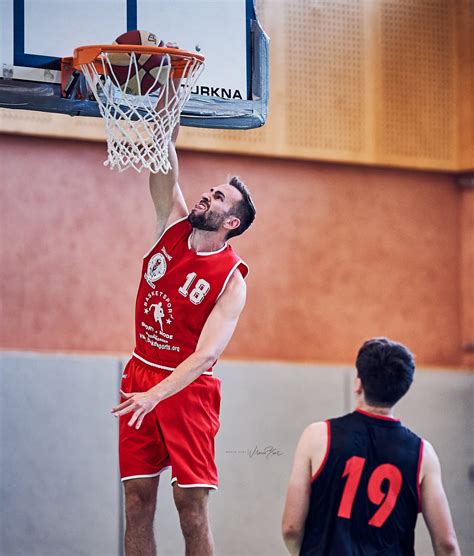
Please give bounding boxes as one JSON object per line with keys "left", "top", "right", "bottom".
{"left": 133, "top": 217, "right": 248, "bottom": 374}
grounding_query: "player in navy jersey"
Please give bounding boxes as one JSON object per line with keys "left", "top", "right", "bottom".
{"left": 111, "top": 120, "right": 256, "bottom": 556}
{"left": 282, "top": 338, "right": 460, "bottom": 556}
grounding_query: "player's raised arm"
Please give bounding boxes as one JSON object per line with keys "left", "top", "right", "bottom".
{"left": 420, "top": 441, "right": 460, "bottom": 556}
{"left": 149, "top": 122, "right": 188, "bottom": 238}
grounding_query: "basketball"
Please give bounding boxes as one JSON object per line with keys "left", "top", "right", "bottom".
{"left": 109, "top": 30, "right": 169, "bottom": 95}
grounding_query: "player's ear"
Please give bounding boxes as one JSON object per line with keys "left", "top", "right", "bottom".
{"left": 223, "top": 215, "right": 241, "bottom": 232}
{"left": 353, "top": 376, "right": 363, "bottom": 396}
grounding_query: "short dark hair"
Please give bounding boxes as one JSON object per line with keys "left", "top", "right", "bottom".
{"left": 356, "top": 337, "right": 415, "bottom": 407}
{"left": 226, "top": 176, "right": 256, "bottom": 239}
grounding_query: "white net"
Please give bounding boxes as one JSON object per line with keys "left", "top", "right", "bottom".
{"left": 79, "top": 49, "right": 204, "bottom": 173}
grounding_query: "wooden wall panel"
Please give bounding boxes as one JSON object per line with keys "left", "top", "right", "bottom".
{"left": 375, "top": 0, "right": 456, "bottom": 166}
{"left": 0, "top": 104, "right": 106, "bottom": 141}
{"left": 285, "top": 0, "right": 365, "bottom": 154}
{"left": 0, "top": 0, "right": 472, "bottom": 171}
{"left": 457, "top": 0, "right": 474, "bottom": 169}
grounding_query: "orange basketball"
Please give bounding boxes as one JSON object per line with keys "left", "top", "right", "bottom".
{"left": 109, "top": 30, "right": 169, "bottom": 95}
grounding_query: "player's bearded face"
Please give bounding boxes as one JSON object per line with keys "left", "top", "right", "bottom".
{"left": 188, "top": 199, "right": 229, "bottom": 231}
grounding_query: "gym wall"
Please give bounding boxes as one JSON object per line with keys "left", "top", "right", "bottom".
{"left": 1, "top": 134, "right": 472, "bottom": 367}
{"left": 1, "top": 353, "right": 472, "bottom": 555}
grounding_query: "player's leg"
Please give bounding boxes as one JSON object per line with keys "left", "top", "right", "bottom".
{"left": 157, "top": 375, "right": 221, "bottom": 554}
{"left": 119, "top": 362, "right": 172, "bottom": 555}
{"left": 173, "top": 484, "right": 214, "bottom": 556}
{"left": 123, "top": 476, "right": 160, "bottom": 556}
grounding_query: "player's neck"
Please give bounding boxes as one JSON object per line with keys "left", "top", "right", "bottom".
{"left": 356, "top": 400, "right": 395, "bottom": 418}
{"left": 189, "top": 228, "right": 227, "bottom": 253}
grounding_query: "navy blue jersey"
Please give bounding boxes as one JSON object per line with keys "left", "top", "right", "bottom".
{"left": 300, "top": 410, "right": 423, "bottom": 556}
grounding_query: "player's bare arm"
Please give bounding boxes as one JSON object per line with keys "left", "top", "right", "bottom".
{"left": 149, "top": 122, "right": 188, "bottom": 238}
{"left": 282, "top": 422, "right": 328, "bottom": 556}
{"left": 420, "top": 440, "right": 460, "bottom": 556}
{"left": 112, "top": 270, "right": 246, "bottom": 427}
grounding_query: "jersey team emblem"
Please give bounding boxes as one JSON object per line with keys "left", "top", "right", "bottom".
{"left": 145, "top": 253, "right": 167, "bottom": 288}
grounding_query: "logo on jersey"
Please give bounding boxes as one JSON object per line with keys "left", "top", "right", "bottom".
{"left": 143, "top": 291, "right": 174, "bottom": 330}
{"left": 145, "top": 253, "right": 167, "bottom": 288}
{"left": 144, "top": 302, "right": 166, "bottom": 331}
{"left": 140, "top": 290, "right": 178, "bottom": 351}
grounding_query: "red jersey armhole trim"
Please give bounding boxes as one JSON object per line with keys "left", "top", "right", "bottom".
{"left": 215, "top": 259, "right": 249, "bottom": 302}
{"left": 355, "top": 408, "right": 400, "bottom": 422}
{"left": 143, "top": 216, "right": 189, "bottom": 259}
{"left": 416, "top": 439, "right": 424, "bottom": 513}
{"left": 238, "top": 260, "right": 249, "bottom": 279}
{"left": 311, "top": 420, "right": 331, "bottom": 483}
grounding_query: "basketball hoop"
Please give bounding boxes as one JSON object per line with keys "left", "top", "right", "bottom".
{"left": 67, "top": 45, "right": 205, "bottom": 173}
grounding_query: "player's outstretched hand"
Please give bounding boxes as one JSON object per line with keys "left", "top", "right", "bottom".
{"left": 111, "top": 389, "right": 160, "bottom": 429}
{"left": 155, "top": 41, "right": 180, "bottom": 109}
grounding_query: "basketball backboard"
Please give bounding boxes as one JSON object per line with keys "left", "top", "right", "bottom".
{"left": 0, "top": 0, "right": 268, "bottom": 129}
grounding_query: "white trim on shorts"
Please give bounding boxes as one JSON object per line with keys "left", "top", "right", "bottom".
{"left": 132, "top": 351, "right": 214, "bottom": 376}
{"left": 121, "top": 465, "right": 172, "bottom": 482}
{"left": 132, "top": 351, "right": 175, "bottom": 371}
{"left": 171, "top": 477, "right": 218, "bottom": 490}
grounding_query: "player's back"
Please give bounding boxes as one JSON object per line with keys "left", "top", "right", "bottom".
{"left": 300, "top": 409, "right": 423, "bottom": 556}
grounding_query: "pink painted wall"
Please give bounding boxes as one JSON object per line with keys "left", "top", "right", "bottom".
{"left": 460, "top": 187, "right": 474, "bottom": 368}
{"left": 0, "top": 134, "right": 468, "bottom": 367}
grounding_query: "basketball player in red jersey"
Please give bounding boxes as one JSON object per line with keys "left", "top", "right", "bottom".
{"left": 282, "top": 338, "right": 460, "bottom": 556}
{"left": 111, "top": 122, "right": 255, "bottom": 556}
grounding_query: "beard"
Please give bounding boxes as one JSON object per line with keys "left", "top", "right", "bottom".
{"left": 188, "top": 209, "right": 227, "bottom": 231}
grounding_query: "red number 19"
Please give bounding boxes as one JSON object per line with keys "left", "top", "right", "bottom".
{"left": 337, "top": 456, "right": 403, "bottom": 528}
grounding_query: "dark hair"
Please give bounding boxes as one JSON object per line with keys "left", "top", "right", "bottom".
{"left": 356, "top": 337, "right": 415, "bottom": 407}
{"left": 226, "top": 176, "right": 256, "bottom": 239}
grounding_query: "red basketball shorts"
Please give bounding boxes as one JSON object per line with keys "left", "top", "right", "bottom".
{"left": 119, "top": 357, "right": 221, "bottom": 489}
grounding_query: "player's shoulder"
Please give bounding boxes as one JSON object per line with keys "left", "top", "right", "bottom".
{"left": 221, "top": 266, "right": 246, "bottom": 295}
{"left": 159, "top": 215, "right": 191, "bottom": 244}
{"left": 229, "top": 266, "right": 247, "bottom": 287}
{"left": 300, "top": 421, "right": 328, "bottom": 449}
{"left": 144, "top": 216, "right": 190, "bottom": 259}
{"left": 419, "top": 438, "right": 443, "bottom": 483}
{"left": 217, "top": 269, "right": 247, "bottom": 311}
{"left": 421, "top": 439, "right": 439, "bottom": 466}
{"left": 399, "top": 421, "right": 422, "bottom": 442}
{"left": 305, "top": 421, "right": 327, "bottom": 434}
{"left": 164, "top": 215, "right": 191, "bottom": 235}
{"left": 327, "top": 411, "right": 359, "bottom": 429}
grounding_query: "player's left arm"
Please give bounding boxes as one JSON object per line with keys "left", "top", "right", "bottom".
{"left": 111, "top": 270, "right": 247, "bottom": 428}
{"left": 282, "top": 422, "right": 327, "bottom": 556}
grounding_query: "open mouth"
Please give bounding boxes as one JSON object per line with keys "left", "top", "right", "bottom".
{"left": 195, "top": 200, "right": 209, "bottom": 210}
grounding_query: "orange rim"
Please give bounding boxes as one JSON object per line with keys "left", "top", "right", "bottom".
{"left": 73, "top": 44, "right": 205, "bottom": 71}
